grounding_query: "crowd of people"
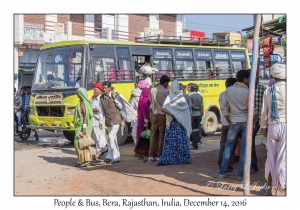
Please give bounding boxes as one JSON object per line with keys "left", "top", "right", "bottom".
{"left": 73, "top": 72, "right": 205, "bottom": 168}
{"left": 77, "top": 62, "right": 285, "bottom": 196}
{"left": 212, "top": 63, "right": 286, "bottom": 196}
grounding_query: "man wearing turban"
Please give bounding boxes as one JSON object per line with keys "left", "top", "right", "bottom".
{"left": 90, "top": 82, "right": 108, "bottom": 160}
{"left": 260, "top": 62, "right": 286, "bottom": 196}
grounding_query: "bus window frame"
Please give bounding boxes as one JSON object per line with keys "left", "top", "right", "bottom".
{"left": 116, "top": 46, "right": 134, "bottom": 82}
{"left": 91, "top": 56, "right": 117, "bottom": 83}
{"left": 174, "top": 48, "right": 194, "bottom": 80}
{"left": 152, "top": 47, "right": 174, "bottom": 81}
{"left": 195, "top": 49, "right": 214, "bottom": 79}
{"left": 230, "top": 50, "right": 247, "bottom": 75}
{"left": 212, "top": 49, "right": 230, "bottom": 79}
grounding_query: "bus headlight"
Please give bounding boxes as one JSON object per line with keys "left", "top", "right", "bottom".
{"left": 67, "top": 108, "right": 75, "bottom": 115}
{"left": 29, "top": 108, "right": 34, "bottom": 115}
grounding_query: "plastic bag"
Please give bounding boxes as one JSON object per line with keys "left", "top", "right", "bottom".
{"left": 261, "top": 135, "right": 267, "bottom": 147}
{"left": 141, "top": 128, "right": 151, "bottom": 139}
{"left": 138, "top": 65, "right": 158, "bottom": 75}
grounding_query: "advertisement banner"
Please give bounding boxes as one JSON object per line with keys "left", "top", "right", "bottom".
{"left": 190, "top": 30, "right": 205, "bottom": 42}
{"left": 54, "top": 22, "right": 64, "bottom": 41}
{"left": 23, "top": 23, "right": 45, "bottom": 44}
{"left": 144, "top": 28, "right": 163, "bottom": 38}
{"left": 247, "top": 39, "right": 253, "bottom": 52}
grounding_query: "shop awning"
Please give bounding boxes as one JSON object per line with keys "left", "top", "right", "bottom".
{"left": 242, "top": 15, "right": 286, "bottom": 38}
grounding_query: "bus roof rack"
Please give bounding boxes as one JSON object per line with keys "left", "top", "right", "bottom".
{"left": 135, "top": 35, "right": 230, "bottom": 47}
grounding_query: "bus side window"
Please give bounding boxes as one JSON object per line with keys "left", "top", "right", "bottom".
{"left": 92, "top": 57, "right": 116, "bottom": 83}
{"left": 118, "top": 60, "right": 132, "bottom": 81}
{"left": 196, "top": 60, "right": 208, "bottom": 79}
{"left": 215, "top": 61, "right": 230, "bottom": 78}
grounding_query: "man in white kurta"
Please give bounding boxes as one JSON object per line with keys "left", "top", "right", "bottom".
{"left": 260, "top": 62, "right": 286, "bottom": 196}
{"left": 91, "top": 82, "right": 107, "bottom": 160}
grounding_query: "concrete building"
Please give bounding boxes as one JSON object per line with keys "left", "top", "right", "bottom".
{"left": 14, "top": 14, "right": 185, "bottom": 88}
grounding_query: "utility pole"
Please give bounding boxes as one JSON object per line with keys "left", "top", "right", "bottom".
{"left": 243, "top": 14, "right": 261, "bottom": 195}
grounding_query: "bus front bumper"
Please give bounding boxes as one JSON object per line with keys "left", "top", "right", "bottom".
{"left": 29, "top": 114, "right": 75, "bottom": 131}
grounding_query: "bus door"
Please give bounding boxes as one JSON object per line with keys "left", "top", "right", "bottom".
{"left": 130, "top": 45, "right": 153, "bottom": 85}
{"left": 132, "top": 55, "right": 152, "bottom": 84}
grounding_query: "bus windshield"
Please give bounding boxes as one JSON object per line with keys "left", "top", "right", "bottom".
{"left": 33, "top": 46, "right": 84, "bottom": 91}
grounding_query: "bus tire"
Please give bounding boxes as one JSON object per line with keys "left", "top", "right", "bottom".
{"left": 202, "top": 111, "right": 218, "bottom": 136}
{"left": 117, "top": 121, "right": 128, "bottom": 146}
{"left": 63, "top": 131, "right": 75, "bottom": 142}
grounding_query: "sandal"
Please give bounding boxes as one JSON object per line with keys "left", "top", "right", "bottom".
{"left": 74, "top": 163, "right": 87, "bottom": 168}
{"left": 92, "top": 153, "right": 101, "bottom": 161}
{"left": 260, "top": 188, "right": 272, "bottom": 196}
{"left": 111, "top": 160, "right": 120, "bottom": 164}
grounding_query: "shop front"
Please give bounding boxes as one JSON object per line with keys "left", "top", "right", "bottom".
{"left": 18, "top": 48, "right": 39, "bottom": 88}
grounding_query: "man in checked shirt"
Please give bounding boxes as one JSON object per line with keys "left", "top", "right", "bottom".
{"left": 251, "top": 75, "right": 266, "bottom": 174}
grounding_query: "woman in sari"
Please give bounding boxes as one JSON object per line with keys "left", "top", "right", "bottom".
{"left": 134, "top": 88, "right": 151, "bottom": 160}
{"left": 155, "top": 80, "right": 192, "bottom": 166}
{"left": 74, "top": 87, "right": 93, "bottom": 167}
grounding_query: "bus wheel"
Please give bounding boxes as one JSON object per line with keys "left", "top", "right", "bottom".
{"left": 202, "top": 111, "right": 218, "bottom": 136}
{"left": 63, "top": 131, "right": 75, "bottom": 142}
{"left": 117, "top": 121, "right": 128, "bottom": 146}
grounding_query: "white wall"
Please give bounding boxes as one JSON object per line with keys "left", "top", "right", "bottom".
{"left": 149, "top": 15, "right": 159, "bottom": 29}
{"left": 116, "top": 14, "right": 128, "bottom": 41}
{"left": 262, "top": 14, "right": 285, "bottom": 22}
{"left": 84, "top": 15, "right": 95, "bottom": 37}
{"left": 44, "top": 14, "right": 57, "bottom": 43}
{"left": 14, "top": 14, "right": 24, "bottom": 45}
{"left": 102, "top": 14, "right": 115, "bottom": 29}
{"left": 14, "top": 47, "right": 19, "bottom": 87}
{"left": 176, "top": 15, "right": 183, "bottom": 37}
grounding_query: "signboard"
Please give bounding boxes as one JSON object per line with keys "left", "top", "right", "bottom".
{"left": 153, "top": 49, "right": 172, "bottom": 59}
{"left": 195, "top": 50, "right": 212, "bottom": 60}
{"left": 190, "top": 30, "right": 205, "bottom": 42}
{"left": 18, "top": 49, "right": 39, "bottom": 63}
{"left": 214, "top": 51, "right": 229, "bottom": 60}
{"left": 250, "top": 54, "right": 281, "bottom": 63}
{"left": 54, "top": 22, "right": 64, "bottom": 41}
{"left": 175, "top": 50, "right": 193, "bottom": 59}
{"left": 247, "top": 39, "right": 253, "bottom": 52}
{"left": 24, "top": 23, "right": 44, "bottom": 44}
{"left": 230, "top": 51, "right": 246, "bottom": 60}
{"left": 144, "top": 28, "right": 163, "bottom": 38}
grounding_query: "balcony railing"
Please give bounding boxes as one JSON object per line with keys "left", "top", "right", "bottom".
{"left": 135, "top": 35, "right": 231, "bottom": 46}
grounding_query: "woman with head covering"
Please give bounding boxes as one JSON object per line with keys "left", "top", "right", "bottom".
{"left": 134, "top": 88, "right": 151, "bottom": 159}
{"left": 155, "top": 80, "right": 192, "bottom": 166}
{"left": 74, "top": 87, "right": 93, "bottom": 167}
{"left": 129, "top": 80, "right": 149, "bottom": 145}
{"left": 260, "top": 62, "right": 286, "bottom": 196}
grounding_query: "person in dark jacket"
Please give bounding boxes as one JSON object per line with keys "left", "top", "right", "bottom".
{"left": 188, "top": 84, "right": 204, "bottom": 150}
{"left": 14, "top": 87, "right": 23, "bottom": 132}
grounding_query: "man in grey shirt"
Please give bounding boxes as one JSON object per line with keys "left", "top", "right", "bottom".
{"left": 189, "top": 84, "right": 204, "bottom": 150}
{"left": 212, "top": 70, "right": 255, "bottom": 180}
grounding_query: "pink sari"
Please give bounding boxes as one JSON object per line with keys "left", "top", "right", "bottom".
{"left": 136, "top": 88, "right": 151, "bottom": 145}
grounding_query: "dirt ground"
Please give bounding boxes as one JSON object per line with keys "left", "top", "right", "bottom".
{"left": 14, "top": 131, "right": 270, "bottom": 196}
